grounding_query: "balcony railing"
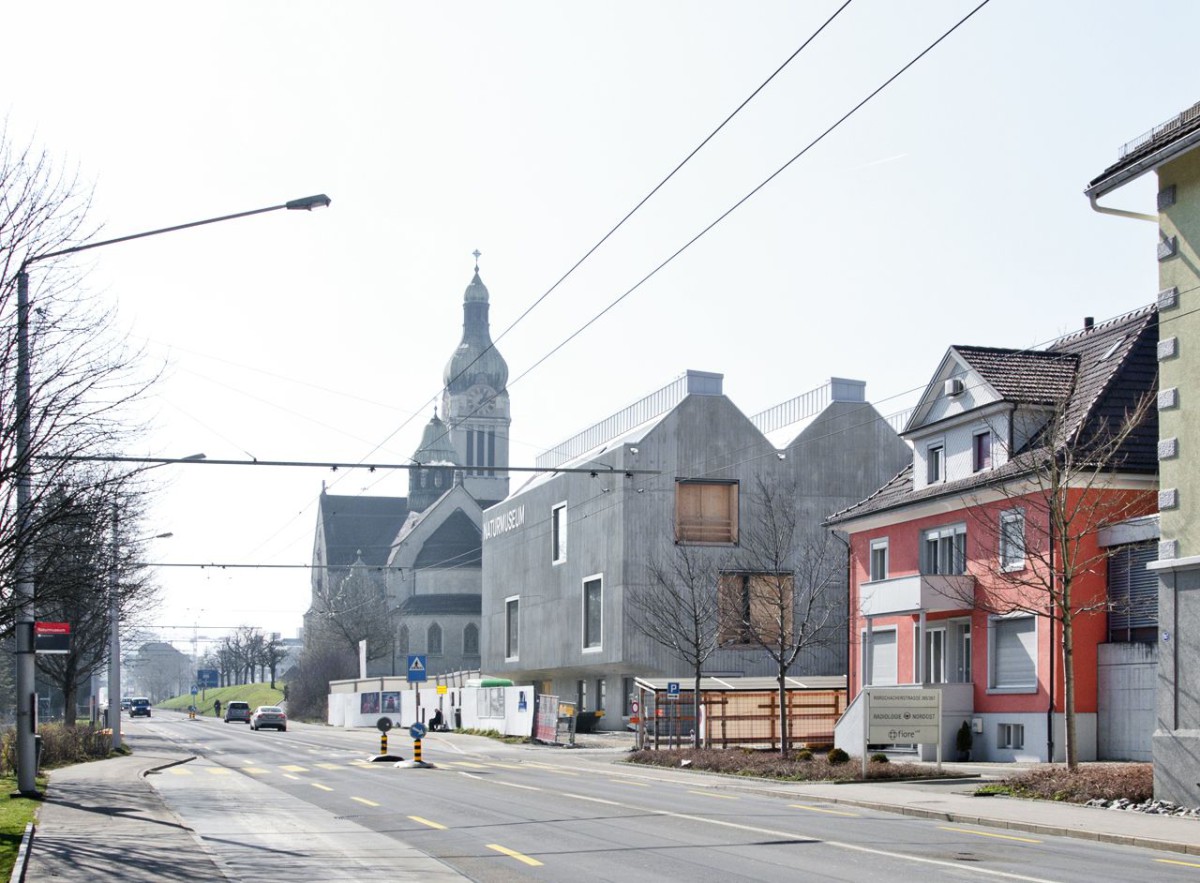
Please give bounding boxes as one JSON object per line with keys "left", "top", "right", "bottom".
{"left": 859, "top": 573, "right": 974, "bottom": 617}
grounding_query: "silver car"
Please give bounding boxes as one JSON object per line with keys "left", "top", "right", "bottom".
{"left": 250, "top": 706, "right": 287, "bottom": 732}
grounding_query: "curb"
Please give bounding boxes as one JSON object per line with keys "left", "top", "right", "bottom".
{"left": 9, "top": 822, "right": 33, "bottom": 883}
{"left": 802, "top": 793, "right": 1200, "bottom": 857}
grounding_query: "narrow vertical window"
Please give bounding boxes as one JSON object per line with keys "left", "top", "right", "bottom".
{"left": 1000, "top": 509, "right": 1026, "bottom": 571}
{"left": 552, "top": 502, "right": 567, "bottom": 564}
{"left": 973, "top": 431, "right": 992, "bottom": 472}
{"left": 505, "top": 596, "right": 519, "bottom": 660}
{"left": 583, "top": 576, "right": 602, "bottom": 650}
{"left": 463, "top": 623, "right": 480, "bottom": 656}
{"left": 927, "top": 443, "right": 945, "bottom": 484}
{"left": 427, "top": 622, "right": 443, "bottom": 656}
{"left": 869, "top": 538, "right": 889, "bottom": 581}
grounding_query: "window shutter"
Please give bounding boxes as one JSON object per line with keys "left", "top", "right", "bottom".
{"left": 994, "top": 618, "right": 1035, "bottom": 687}
{"left": 869, "top": 631, "right": 897, "bottom": 685}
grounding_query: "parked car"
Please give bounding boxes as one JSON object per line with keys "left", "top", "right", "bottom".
{"left": 250, "top": 706, "right": 287, "bottom": 732}
{"left": 224, "top": 701, "right": 251, "bottom": 724}
{"left": 120, "top": 698, "right": 132, "bottom": 711}
{"left": 129, "top": 697, "right": 152, "bottom": 718}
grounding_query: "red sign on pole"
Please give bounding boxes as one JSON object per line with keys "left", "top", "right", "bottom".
{"left": 35, "top": 622, "right": 71, "bottom": 654}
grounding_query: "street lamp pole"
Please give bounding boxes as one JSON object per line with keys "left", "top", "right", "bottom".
{"left": 12, "top": 194, "right": 329, "bottom": 794}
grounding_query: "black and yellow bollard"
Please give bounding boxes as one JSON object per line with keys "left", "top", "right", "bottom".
{"left": 413, "top": 738, "right": 422, "bottom": 764}
{"left": 381, "top": 731, "right": 388, "bottom": 756}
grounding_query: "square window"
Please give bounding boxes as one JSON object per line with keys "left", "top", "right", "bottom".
{"left": 583, "top": 576, "right": 602, "bottom": 650}
{"left": 718, "top": 572, "right": 793, "bottom": 646}
{"left": 552, "top": 502, "right": 567, "bottom": 564}
{"left": 973, "top": 431, "right": 992, "bottom": 472}
{"left": 997, "top": 723, "right": 1025, "bottom": 749}
{"left": 922, "top": 524, "right": 966, "bottom": 575}
{"left": 505, "top": 596, "right": 519, "bottom": 660}
{"left": 675, "top": 480, "right": 738, "bottom": 543}
{"left": 869, "top": 539, "right": 889, "bottom": 582}
{"left": 989, "top": 616, "right": 1036, "bottom": 690}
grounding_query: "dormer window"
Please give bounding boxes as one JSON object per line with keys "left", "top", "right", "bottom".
{"left": 973, "top": 431, "right": 992, "bottom": 472}
{"left": 927, "top": 443, "right": 945, "bottom": 484}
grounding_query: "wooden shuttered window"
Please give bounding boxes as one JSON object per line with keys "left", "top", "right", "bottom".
{"left": 717, "top": 572, "right": 793, "bottom": 646}
{"left": 675, "top": 480, "right": 738, "bottom": 544}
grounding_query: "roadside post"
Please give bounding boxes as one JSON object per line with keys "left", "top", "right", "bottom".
{"left": 189, "top": 685, "right": 198, "bottom": 720}
{"left": 370, "top": 716, "right": 401, "bottom": 763}
{"left": 397, "top": 720, "right": 433, "bottom": 769}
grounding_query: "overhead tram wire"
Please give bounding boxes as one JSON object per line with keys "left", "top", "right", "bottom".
{"left": 506, "top": 0, "right": 994, "bottom": 389}
{"left": 352, "top": 1, "right": 858, "bottom": 466}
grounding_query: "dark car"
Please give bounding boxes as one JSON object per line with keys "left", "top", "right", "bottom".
{"left": 129, "top": 697, "right": 152, "bottom": 718}
{"left": 120, "top": 698, "right": 132, "bottom": 711}
{"left": 224, "top": 701, "right": 251, "bottom": 723}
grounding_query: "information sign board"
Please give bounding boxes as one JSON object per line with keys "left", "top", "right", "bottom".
{"left": 407, "top": 654, "right": 428, "bottom": 683}
{"left": 866, "top": 688, "right": 941, "bottom": 744}
{"left": 34, "top": 621, "right": 70, "bottom": 654}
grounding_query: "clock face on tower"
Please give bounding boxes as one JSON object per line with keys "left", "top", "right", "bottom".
{"left": 464, "top": 384, "right": 496, "bottom": 415}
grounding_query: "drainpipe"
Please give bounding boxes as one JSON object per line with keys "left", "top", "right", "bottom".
{"left": 830, "top": 530, "right": 853, "bottom": 697}
{"left": 1086, "top": 195, "right": 1157, "bottom": 223}
{"left": 1047, "top": 513, "right": 1055, "bottom": 763}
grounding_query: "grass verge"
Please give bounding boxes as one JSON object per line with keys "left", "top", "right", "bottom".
{"left": 0, "top": 774, "right": 45, "bottom": 880}
{"left": 158, "top": 683, "right": 284, "bottom": 717}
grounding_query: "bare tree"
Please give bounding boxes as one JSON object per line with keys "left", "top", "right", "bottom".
{"left": 953, "top": 392, "right": 1157, "bottom": 769}
{"left": 0, "top": 125, "right": 157, "bottom": 636}
{"left": 731, "top": 478, "right": 846, "bottom": 757}
{"left": 286, "top": 642, "right": 356, "bottom": 722}
{"left": 32, "top": 479, "right": 157, "bottom": 724}
{"left": 309, "top": 556, "right": 392, "bottom": 664}
{"left": 263, "top": 633, "right": 288, "bottom": 690}
{"left": 627, "top": 544, "right": 727, "bottom": 748}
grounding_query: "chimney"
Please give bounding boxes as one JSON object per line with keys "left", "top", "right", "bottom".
{"left": 1084, "top": 316, "right": 1094, "bottom": 330}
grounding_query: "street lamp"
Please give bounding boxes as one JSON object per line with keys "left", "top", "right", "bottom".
{"left": 12, "top": 196, "right": 328, "bottom": 795}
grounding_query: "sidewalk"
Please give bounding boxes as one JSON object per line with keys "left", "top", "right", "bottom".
{"left": 23, "top": 747, "right": 223, "bottom": 882}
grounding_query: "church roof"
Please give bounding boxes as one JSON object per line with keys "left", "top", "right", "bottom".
{"left": 398, "top": 594, "right": 482, "bottom": 616}
{"left": 317, "top": 493, "right": 409, "bottom": 568}
{"left": 413, "top": 412, "right": 458, "bottom": 464}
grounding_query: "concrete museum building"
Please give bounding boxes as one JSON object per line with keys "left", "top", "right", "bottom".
{"left": 480, "top": 371, "right": 910, "bottom": 728}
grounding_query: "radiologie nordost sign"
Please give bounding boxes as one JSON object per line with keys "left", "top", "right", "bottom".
{"left": 483, "top": 504, "right": 526, "bottom": 541}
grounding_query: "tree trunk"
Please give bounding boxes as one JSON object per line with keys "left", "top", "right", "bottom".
{"left": 778, "top": 669, "right": 789, "bottom": 758}
{"left": 1061, "top": 610, "right": 1077, "bottom": 769}
{"left": 692, "top": 671, "right": 702, "bottom": 749}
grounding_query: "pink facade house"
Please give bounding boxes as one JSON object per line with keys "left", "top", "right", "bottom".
{"left": 829, "top": 307, "right": 1158, "bottom": 762}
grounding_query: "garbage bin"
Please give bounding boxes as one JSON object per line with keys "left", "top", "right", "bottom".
{"left": 33, "top": 734, "right": 43, "bottom": 773}
{"left": 453, "top": 708, "right": 462, "bottom": 730}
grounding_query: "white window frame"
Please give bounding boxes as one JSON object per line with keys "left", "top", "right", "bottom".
{"left": 869, "top": 538, "right": 889, "bottom": 582}
{"left": 922, "top": 523, "right": 967, "bottom": 575}
{"left": 914, "top": 624, "right": 947, "bottom": 684}
{"left": 504, "top": 595, "right": 520, "bottom": 662}
{"left": 959, "top": 621, "right": 972, "bottom": 684}
{"left": 926, "top": 440, "right": 946, "bottom": 484}
{"left": 582, "top": 574, "right": 603, "bottom": 652}
{"left": 997, "top": 722, "right": 1025, "bottom": 750}
{"left": 999, "top": 508, "right": 1026, "bottom": 572}
{"left": 551, "top": 501, "right": 567, "bottom": 565}
{"left": 988, "top": 614, "right": 1037, "bottom": 693}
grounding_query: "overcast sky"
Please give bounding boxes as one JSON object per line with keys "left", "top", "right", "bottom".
{"left": 2, "top": 1, "right": 1191, "bottom": 654}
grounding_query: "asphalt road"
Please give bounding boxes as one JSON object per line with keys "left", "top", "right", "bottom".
{"left": 132, "top": 712, "right": 1200, "bottom": 881}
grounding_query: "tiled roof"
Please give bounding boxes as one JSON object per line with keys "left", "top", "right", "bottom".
{"left": 1088, "top": 101, "right": 1200, "bottom": 196}
{"left": 952, "top": 346, "right": 1077, "bottom": 405}
{"left": 318, "top": 493, "right": 409, "bottom": 568}
{"left": 828, "top": 306, "right": 1158, "bottom": 525}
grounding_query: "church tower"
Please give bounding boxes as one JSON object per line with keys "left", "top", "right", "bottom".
{"left": 408, "top": 409, "right": 459, "bottom": 513}
{"left": 442, "top": 254, "right": 510, "bottom": 507}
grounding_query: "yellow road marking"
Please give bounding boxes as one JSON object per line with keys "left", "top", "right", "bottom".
{"left": 206, "top": 768, "right": 232, "bottom": 776}
{"left": 688, "top": 790, "right": 737, "bottom": 800}
{"left": 523, "top": 763, "right": 578, "bottom": 776}
{"left": 283, "top": 774, "right": 300, "bottom": 781}
{"left": 938, "top": 826, "right": 1041, "bottom": 844}
{"left": 280, "top": 764, "right": 308, "bottom": 773}
{"left": 486, "top": 762, "right": 525, "bottom": 770}
{"left": 242, "top": 768, "right": 270, "bottom": 775}
{"left": 487, "top": 844, "right": 543, "bottom": 866}
{"left": 352, "top": 797, "right": 380, "bottom": 807}
{"left": 409, "top": 815, "right": 447, "bottom": 830}
{"left": 790, "top": 804, "right": 860, "bottom": 817}
{"left": 311, "top": 783, "right": 334, "bottom": 792}
{"left": 1156, "top": 858, "right": 1200, "bottom": 869}
{"left": 316, "top": 763, "right": 343, "bottom": 770}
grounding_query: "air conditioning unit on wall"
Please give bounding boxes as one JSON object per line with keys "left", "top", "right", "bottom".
{"left": 944, "top": 378, "right": 964, "bottom": 396}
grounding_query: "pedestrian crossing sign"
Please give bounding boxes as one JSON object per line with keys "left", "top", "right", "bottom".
{"left": 407, "top": 654, "right": 428, "bottom": 682}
